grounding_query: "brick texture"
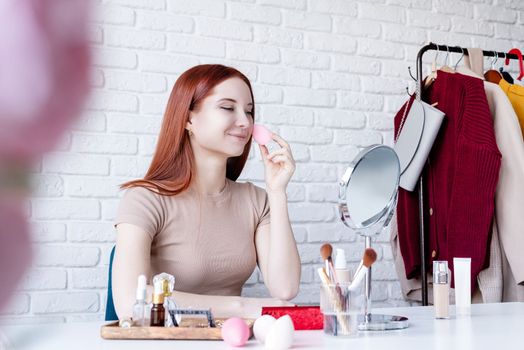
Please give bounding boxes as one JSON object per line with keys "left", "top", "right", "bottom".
{"left": 15, "top": 0, "right": 523, "bottom": 321}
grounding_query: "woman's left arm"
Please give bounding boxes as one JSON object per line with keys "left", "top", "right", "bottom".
{"left": 255, "top": 133, "right": 301, "bottom": 300}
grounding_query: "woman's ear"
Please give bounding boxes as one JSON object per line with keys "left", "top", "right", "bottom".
{"left": 185, "top": 119, "right": 193, "bottom": 132}
{"left": 186, "top": 111, "right": 196, "bottom": 131}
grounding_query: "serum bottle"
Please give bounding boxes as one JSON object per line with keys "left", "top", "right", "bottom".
{"left": 150, "top": 280, "right": 165, "bottom": 327}
{"left": 153, "top": 273, "right": 180, "bottom": 327}
{"left": 433, "top": 260, "right": 450, "bottom": 319}
{"left": 132, "top": 275, "right": 150, "bottom": 326}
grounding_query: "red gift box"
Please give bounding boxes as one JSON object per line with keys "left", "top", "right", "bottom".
{"left": 261, "top": 305, "right": 323, "bottom": 330}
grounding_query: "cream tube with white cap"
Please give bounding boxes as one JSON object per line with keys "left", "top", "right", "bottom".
{"left": 453, "top": 257, "right": 471, "bottom": 316}
{"left": 334, "top": 248, "right": 351, "bottom": 284}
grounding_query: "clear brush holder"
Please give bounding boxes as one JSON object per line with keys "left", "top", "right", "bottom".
{"left": 320, "top": 283, "right": 364, "bottom": 337}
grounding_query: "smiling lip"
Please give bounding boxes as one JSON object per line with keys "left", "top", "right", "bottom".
{"left": 227, "top": 133, "right": 248, "bottom": 140}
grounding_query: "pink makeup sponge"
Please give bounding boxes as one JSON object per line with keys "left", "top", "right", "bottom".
{"left": 221, "top": 317, "right": 250, "bottom": 347}
{"left": 252, "top": 124, "right": 273, "bottom": 145}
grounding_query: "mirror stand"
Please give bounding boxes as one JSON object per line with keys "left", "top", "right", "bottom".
{"left": 357, "top": 236, "right": 409, "bottom": 331}
{"left": 339, "top": 144, "right": 409, "bottom": 331}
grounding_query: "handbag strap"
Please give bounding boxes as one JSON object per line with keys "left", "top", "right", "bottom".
{"left": 394, "top": 95, "right": 416, "bottom": 142}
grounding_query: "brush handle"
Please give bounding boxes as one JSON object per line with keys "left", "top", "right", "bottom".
{"left": 353, "top": 259, "right": 363, "bottom": 279}
{"left": 327, "top": 258, "right": 339, "bottom": 284}
{"left": 347, "top": 266, "right": 368, "bottom": 291}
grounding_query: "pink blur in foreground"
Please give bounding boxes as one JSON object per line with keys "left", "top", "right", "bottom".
{"left": 0, "top": 0, "right": 91, "bottom": 161}
{"left": 0, "top": 0, "right": 91, "bottom": 313}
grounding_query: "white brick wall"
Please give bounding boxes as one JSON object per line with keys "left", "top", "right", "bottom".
{"left": 5, "top": 0, "right": 523, "bottom": 324}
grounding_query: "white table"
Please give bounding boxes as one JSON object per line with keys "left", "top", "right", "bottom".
{"left": 2, "top": 303, "right": 523, "bottom": 349}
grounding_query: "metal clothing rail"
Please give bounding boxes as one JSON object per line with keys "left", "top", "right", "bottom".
{"left": 414, "top": 42, "right": 521, "bottom": 306}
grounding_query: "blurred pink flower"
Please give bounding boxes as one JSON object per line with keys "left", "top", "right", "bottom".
{"left": 0, "top": 198, "right": 32, "bottom": 313}
{"left": 0, "top": 0, "right": 91, "bottom": 161}
{"left": 0, "top": 0, "right": 91, "bottom": 313}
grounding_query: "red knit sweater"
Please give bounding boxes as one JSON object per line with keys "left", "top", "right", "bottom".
{"left": 394, "top": 71, "right": 501, "bottom": 291}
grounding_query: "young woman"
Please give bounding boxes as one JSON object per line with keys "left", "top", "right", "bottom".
{"left": 112, "top": 64, "right": 301, "bottom": 320}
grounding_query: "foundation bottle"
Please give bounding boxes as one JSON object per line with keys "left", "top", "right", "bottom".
{"left": 433, "top": 260, "right": 450, "bottom": 319}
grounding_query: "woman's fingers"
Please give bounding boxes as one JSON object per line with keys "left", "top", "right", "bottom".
{"left": 260, "top": 133, "right": 296, "bottom": 169}
{"left": 271, "top": 133, "right": 291, "bottom": 151}
{"left": 269, "top": 155, "right": 289, "bottom": 164}
{"left": 259, "top": 144, "right": 269, "bottom": 157}
{"left": 267, "top": 147, "right": 288, "bottom": 159}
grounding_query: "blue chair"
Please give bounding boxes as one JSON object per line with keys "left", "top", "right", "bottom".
{"left": 105, "top": 246, "right": 118, "bottom": 321}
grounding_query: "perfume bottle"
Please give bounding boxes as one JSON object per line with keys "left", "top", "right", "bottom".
{"left": 153, "top": 272, "right": 180, "bottom": 327}
{"left": 132, "top": 274, "right": 150, "bottom": 326}
{"left": 433, "top": 260, "right": 450, "bottom": 319}
{"left": 150, "top": 279, "right": 165, "bottom": 327}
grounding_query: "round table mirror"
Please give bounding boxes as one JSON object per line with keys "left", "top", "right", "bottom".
{"left": 338, "top": 144, "right": 408, "bottom": 331}
{"left": 339, "top": 144, "right": 400, "bottom": 233}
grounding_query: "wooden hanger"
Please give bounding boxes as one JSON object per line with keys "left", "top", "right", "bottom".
{"left": 505, "top": 48, "right": 524, "bottom": 81}
{"left": 484, "top": 51, "right": 503, "bottom": 84}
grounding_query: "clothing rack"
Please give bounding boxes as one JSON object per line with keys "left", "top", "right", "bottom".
{"left": 414, "top": 42, "right": 521, "bottom": 306}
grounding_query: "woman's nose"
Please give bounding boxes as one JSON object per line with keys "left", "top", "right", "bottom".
{"left": 235, "top": 111, "right": 252, "bottom": 127}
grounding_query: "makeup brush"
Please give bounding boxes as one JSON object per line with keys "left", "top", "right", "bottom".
{"left": 317, "top": 267, "right": 331, "bottom": 286}
{"left": 348, "top": 248, "right": 377, "bottom": 291}
{"left": 352, "top": 247, "right": 376, "bottom": 279}
{"left": 320, "top": 243, "right": 331, "bottom": 280}
{"left": 320, "top": 243, "right": 338, "bottom": 284}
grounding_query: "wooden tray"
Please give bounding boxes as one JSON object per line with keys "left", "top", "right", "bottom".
{"left": 100, "top": 318, "right": 255, "bottom": 340}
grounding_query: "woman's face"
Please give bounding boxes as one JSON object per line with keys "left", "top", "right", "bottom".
{"left": 187, "top": 77, "right": 254, "bottom": 158}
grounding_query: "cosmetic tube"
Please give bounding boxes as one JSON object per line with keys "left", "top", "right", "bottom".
{"left": 453, "top": 257, "right": 471, "bottom": 316}
{"left": 433, "top": 261, "right": 449, "bottom": 319}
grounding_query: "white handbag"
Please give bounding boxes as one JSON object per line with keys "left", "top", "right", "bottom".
{"left": 394, "top": 97, "right": 445, "bottom": 191}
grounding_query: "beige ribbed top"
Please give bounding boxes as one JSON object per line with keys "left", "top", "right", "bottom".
{"left": 114, "top": 179, "right": 270, "bottom": 296}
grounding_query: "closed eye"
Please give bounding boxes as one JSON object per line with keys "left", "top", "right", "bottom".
{"left": 221, "top": 106, "right": 253, "bottom": 118}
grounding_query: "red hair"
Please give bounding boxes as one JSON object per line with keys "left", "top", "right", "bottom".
{"left": 120, "top": 64, "right": 255, "bottom": 195}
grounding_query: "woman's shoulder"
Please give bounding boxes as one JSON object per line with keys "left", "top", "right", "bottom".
{"left": 117, "top": 185, "right": 169, "bottom": 219}
{"left": 115, "top": 185, "right": 170, "bottom": 238}
{"left": 120, "top": 185, "right": 163, "bottom": 203}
